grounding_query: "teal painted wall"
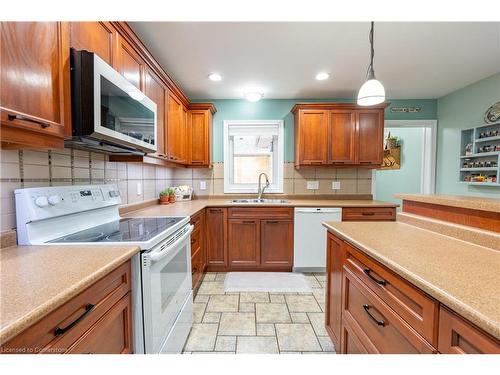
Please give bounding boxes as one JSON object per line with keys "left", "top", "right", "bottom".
{"left": 436, "top": 73, "right": 500, "bottom": 198}
{"left": 196, "top": 99, "right": 437, "bottom": 163}
{"left": 375, "top": 127, "right": 424, "bottom": 207}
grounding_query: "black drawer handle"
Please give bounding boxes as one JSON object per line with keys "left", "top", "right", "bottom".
{"left": 363, "top": 268, "right": 387, "bottom": 286}
{"left": 209, "top": 209, "right": 222, "bottom": 213}
{"left": 8, "top": 114, "right": 51, "bottom": 128}
{"left": 266, "top": 220, "right": 279, "bottom": 224}
{"left": 54, "top": 304, "right": 95, "bottom": 336}
{"left": 363, "top": 304, "right": 385, "bottom": 327}
{"left": 362, "top": 212, "right": 376, "bottom": 216}
{"left": 242, "top": 220, "right": 255, "bottom": 224}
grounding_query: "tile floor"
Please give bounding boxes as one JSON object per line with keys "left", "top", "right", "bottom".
{"left": 183, "top": 272, "right": 335, "bottom": 354}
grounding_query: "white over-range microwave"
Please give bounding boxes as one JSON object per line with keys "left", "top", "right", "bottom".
{"left": 67, "top": 49, "right": 157, "bottom": 155}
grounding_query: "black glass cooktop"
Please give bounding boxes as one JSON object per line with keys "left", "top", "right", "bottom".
{"left": 48, "top": 217, "right": 184, "bottom": 243}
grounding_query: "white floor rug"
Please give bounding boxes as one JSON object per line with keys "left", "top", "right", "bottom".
{"left": 224, "top": 272, "right": 312, "bottom": 293}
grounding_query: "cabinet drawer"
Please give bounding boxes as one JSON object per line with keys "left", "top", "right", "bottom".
{"left": 342, "top": 267, "right": 436, "bottom": 354}
{"left": 66, "top": 293, "right": 133, "bottom": 354}
{"left": 342, "top": 207, "right": 396, "bottom": 221}
{"left": 190, "top": 227, "right": 201, "bottom": 257}
{"left": 228, "top": 207, "right": 293, "bottom": 219}
{"left": 2, "top": 261, "right": 131, "bottom": 353}
{"left": 344, "top": 243, "right": 438, "bottom": 345}
{"left": 438, "top": 307, "right": 500, "bottom": 354}
{"left": 190, "top": 210, "right": 205, "bottom": 231}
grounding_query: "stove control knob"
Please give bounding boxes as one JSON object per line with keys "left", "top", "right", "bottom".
{"left": 48, "top": 195, "right": 61, "bottom": 206}
{"left": 34, "top": 196, "right": 49, "bottom": 208}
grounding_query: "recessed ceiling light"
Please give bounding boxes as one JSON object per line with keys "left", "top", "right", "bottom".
{"left": 208, "top": 73, "right": 222, "bottom": 81}
{"left": 315, "top": 72, "right": 330, "bottom": 81}
{"left": 245, "top": 92, "right": 263, "bottom": 102}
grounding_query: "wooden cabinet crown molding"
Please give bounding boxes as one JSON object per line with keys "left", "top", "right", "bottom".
{"left": 188, "top": 102, "right": 217, "bottom": 114}
{"left": 291, "top": 102, "right": 389, "bottom": 113}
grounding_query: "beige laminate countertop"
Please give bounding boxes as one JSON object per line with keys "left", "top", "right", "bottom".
{"left": 125, "top": 198, "right": 398, "bottom": 218}
{"left": 0, "top": 245, "right": 139, "bottom": 345}
{"left": 395, "top": 193, "right": 500, "bottom": 213}
{"left": 323, "top": 221, "right": 500, "bottom": 340}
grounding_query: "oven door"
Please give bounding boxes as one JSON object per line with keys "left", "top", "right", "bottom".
{"left": 141, "top": 225, "right": 193, "bottom": 353}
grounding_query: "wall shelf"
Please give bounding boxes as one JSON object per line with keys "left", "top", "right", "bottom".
{"left": 459, "top": 122, "right": 499, "bottom": 187}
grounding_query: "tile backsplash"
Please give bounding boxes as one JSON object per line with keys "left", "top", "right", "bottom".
{"left": 0, "top": 149, "right": 372, "bottom": 232}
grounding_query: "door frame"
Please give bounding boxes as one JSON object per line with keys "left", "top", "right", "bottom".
{"left": 372, "top": 120, "right": 438, "bottom": 198}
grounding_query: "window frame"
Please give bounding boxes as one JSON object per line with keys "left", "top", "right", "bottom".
{"left": 223, "top": 119, "right": 284, "bottom": 194}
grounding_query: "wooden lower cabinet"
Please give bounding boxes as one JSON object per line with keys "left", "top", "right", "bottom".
{"left": 326, "top": 232, "right": 500, "bottom": 354}
{"left": 325, "top": 233, "right": 345, "bottom": 349}
{"left": 342, "top": 207, "right": 396, "bottom": 221}
{"left": 260, "top": 220, "right": 293, "bottom": 270}
{"left": 205, "top": 208, "right": 228, "bottom": 271}
{"left": 66, "top": 293, "right": 132, "bottom": 354}
{"left": 1, "top": 261, "right": 133, "bottom": 354}
{"left": 228, "top": 219, "right": 261, "bottom": 268}
{"left": 438, "top": 307, "right": 500, "bottom": 354}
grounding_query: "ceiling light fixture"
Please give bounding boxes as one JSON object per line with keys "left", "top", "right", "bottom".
{"left": 245, "top": 92, "right": 263, "bottom": 102}
{"left": 357, "top": 22, "right": 386, "bottom": 106}
{"left": 208, "top": 73, "right": 222, "bottom": 81}
{"left": 315, "top": 72, "right": 330, "bottom": 81}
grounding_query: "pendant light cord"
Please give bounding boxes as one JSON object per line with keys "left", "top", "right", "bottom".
{"left": 366, "top": 21, "right": 375, "bottom": 79}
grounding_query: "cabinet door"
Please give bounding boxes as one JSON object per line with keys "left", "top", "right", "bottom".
{"left": 356, "top": 110, "right": 384, "bottom": 165}
{"left": 0, "top": 22, "right": 71, "bottom": 145}
{"left": 438, "top": 307, "right": 500, "bottom": 354}
{"left": 205, "top": 208, "right": 228, "bottom": 270}
{"left": 297, "top": 109, "right": 328, "bottom": 165}
{"left": 166, "top": 92, "right": 186, "bottom": 163}
{"left": 328, "top": 110, "right": 356, "bottom": 164}
{"left": 189, "top": 110, "right": 210, "bottom": 166}
{"left": 144, "top": 68, "right": 166, "bottom": 156}
{"left": 325, "top": 233, "right": 346, "bottom": 349}
{"left": 260, "top": 220, "right": 293, "bottom": 270}
{"left": 228, "top": 219, "right": 260, "bottom": 268}
{"left": 114, "top": 34, "right": 145, "bottom": 91}
{"left": 69, "top": 22, "right": 116, "bottom": 65}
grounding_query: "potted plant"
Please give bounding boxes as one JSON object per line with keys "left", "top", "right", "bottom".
{"left": 168, "top": 187, "right": 176, "bottom": 203}
{"left": 384, "top": 132, "right": 399, "bottom": 149}
{"left": 159, "top": 188, "right": 170, "bottom": 205}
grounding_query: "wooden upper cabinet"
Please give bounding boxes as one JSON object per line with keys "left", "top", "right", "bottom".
{"left": 114, "top": 34, "right": 145, "bottom": 91}
{"left": 228, "top": 219, "right": 261, "bottom": 268}
{"left": 0, "top": 22, "right": 71, "bottom": 148}
{"left": 356, "top": 110, "right": 384, "bottom": 165}
{"left": 144, "top": 67, "right": 166, "bottom": 157}
{"left": 328, "top": 110, "right": 356, "bottom": 164}
{"left": 292, "top": 103, "right": 386, "bottom": 168}
{"left": 69, "top": 22, "right": 116, "bottom": 65}
{"left": 296, "top": 109, "right": 329, "bottom": 165}
{"left": 166, "top": 91, "right": 187, "bottom": 163}
{"left": 260, "top": 220, "right": 293, "bottom": 270}
{"left": 187, "top": 103, "right": 215, "bottom": 167}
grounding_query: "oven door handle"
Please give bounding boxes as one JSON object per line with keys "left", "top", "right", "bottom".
{"left": 149, "top": 225, "right": 194, "bottom": 264}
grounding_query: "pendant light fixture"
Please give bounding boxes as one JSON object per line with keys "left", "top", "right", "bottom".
{"left": 357, "top": 22, "right": 386, "bottom": 106}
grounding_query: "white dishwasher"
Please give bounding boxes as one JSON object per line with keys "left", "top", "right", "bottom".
{"left": 293, "top": 207, "right": 342, "bottom": 272}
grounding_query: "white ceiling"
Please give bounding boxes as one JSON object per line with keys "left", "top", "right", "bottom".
{"left": 130, "top": 22, "right": 500, "bottom": 100}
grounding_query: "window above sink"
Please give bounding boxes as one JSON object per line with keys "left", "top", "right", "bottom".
{"left": 223, "top": 120, "right": 284, "bottom": 194}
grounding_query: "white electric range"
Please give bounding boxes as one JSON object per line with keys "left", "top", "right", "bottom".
{"left": 15, "top": 184, "right": 194, "bottom": 354}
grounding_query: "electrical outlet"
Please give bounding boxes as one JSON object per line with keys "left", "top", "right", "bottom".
{"left": 200, "top": 180, "right": 207, "bottom": 190}
{"left": 332, "top": 181, "right": 341, "bottom": 190}
{"left": 136, "top": 182, "right": 142, "bottom": 196}
{"left": 307, "top": 181, "right": 319, "bottom": 190}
